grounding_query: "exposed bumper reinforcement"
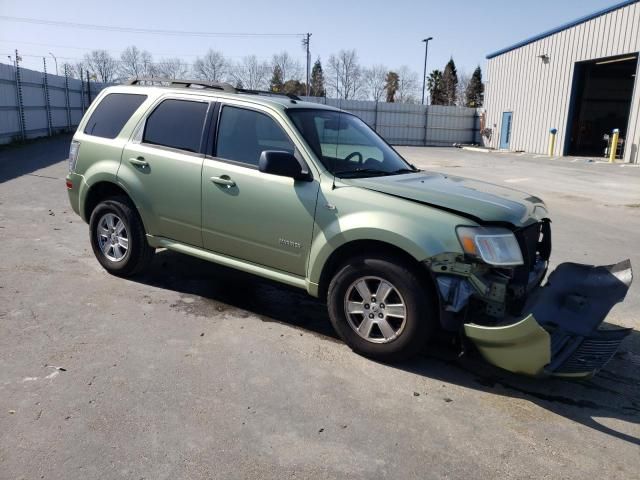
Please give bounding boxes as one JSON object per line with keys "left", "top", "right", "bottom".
{"left": 464, "top": 259, "right": 633, "bottom": 378}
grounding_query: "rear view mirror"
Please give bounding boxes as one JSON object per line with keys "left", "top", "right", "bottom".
{"left": 259, "top": 151, "right": 310, "bottom": 181}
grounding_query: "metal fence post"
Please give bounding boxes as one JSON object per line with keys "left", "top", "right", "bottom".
{"left": 423, "top": 105, "right": 429, "bottom": 146}
{"left": 14, "top": 49, "right": 26, "bottom": 141}
{"left": 80, "top": 68, "right": 85, "bottom": 114}
{"left": 64, "top": 65, "right": 71, "bottom": 129}
{"left": 373, "top": 101, "right": 378, "bottom": 132}
{"left": 43, "top": 58, "right": 53, "bottom": 137}
{"left": 86, "top": 70, "right": 92, "bottom": 104}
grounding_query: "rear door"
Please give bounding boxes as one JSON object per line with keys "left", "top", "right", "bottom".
{"left": 119, "top": 97, "right": 211, "bottom": 247}
{"left": 201, "top": 104, "right": 319, "bottom": 276}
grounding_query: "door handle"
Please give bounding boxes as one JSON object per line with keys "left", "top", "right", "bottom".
{"left": 210, "top": 176, "right": 236, "bottom": 187}
{"left": 129, "top": 156, "right": 149, "bottom": 168}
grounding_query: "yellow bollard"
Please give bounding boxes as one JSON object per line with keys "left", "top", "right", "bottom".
{"left": 548, "top": 128, "right": 557, "bottom": 157}
{"left": 609, "top": 128, "right": 620, "bottom": 162}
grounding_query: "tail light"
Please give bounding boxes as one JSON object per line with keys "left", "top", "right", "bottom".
{"left": 68, "top": 141, "right": 80, "bottom": 172}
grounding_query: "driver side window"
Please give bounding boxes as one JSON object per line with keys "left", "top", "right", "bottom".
{"left": 216, "top": 106, "right": 295, "bottom": 167}
{"left": 316, "top": 118, "right": 383, "bottom": 165}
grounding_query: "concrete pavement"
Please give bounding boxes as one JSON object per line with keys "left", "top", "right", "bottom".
{"left": 1, "top": 136, "right": 638, "bottom": 479}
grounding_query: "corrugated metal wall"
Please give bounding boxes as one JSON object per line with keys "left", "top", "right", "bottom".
{"left": 484, "top": 1, "right": 640, "bottom": 163}
{"left": 0, "top": 63, "right": 107, "bottom": 144}
{"left": 300, "top": 96, "right": 481, "bottom": 146}
{"left": 0, "top": 62, "right": 479, "bottom": 147}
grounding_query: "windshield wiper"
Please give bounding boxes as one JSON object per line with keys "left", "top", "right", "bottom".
{"left": 388, "top": 168, "right": 420, "bottom": 175}
{"left": 333, "top": 168, "right": 392, "bottom": 178}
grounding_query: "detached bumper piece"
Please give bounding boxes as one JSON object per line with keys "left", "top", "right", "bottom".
{"left": 465, "top": 260, "right": 633, "bottom": 378}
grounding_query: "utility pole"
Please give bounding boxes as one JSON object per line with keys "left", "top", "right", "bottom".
{"left": 421, "top": 37, "right": 433, "bottom": 105}
{"left": 303, "top": 33, "right": 312, "bottom": 97}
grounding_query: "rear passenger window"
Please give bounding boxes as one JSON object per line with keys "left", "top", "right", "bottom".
{"left": 216, "top": 106, "right": 294, "bottom": 166}
{"left": 84, "top": 93, "right": 147, "bottom": 138}
{"left": 143, "top": 99, "right": 209, "bottom": 153}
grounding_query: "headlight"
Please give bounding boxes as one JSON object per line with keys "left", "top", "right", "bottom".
{"left": 68, "top": 140, "right": 80, "bottom": 172}
{"left": 456, "top": 226, "right": 524, "bottom": 266}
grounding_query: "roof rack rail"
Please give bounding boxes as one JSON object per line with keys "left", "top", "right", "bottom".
{"left": 236, "top": 88, "right": 301, "bottom": 101}
{"left": 125, "top": 77, "right": 301, "bottom": 101}
{"left": 126, "top": 77, "right": 236, "bottom": 92}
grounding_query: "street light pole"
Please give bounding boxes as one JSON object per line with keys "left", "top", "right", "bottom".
{"left": 421, "top": 37, "right": 433, "bottom": 105}
{"left": 48, "top": 52, "right": 58, "bottom": 75}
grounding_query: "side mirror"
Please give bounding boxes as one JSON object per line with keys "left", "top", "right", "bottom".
{"left": 258, "top": 150, "right": 310, "bottom": 181}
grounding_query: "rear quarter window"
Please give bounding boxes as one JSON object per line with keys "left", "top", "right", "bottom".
{"left": 83, "top": 93, "right": 147, "bottom": 139}
{"left": 143, "top": 99, "right": 209, "bottom": 153}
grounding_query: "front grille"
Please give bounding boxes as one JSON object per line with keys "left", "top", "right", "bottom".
{"left": 547, "top": 328, "right": 630, "bottom": 374}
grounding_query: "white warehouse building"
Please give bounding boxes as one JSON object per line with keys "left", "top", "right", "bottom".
{"left": 483, "top": 0, "right": 640, "bottom": 163}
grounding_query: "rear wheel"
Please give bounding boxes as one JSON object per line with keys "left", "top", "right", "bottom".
{"left": 327, "top": 256, "right": 435, "bottom": 362}
{"left": 89, "top": 196, "right": 154, "bottom": 277}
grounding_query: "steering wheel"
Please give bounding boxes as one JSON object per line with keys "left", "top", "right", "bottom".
{"left": 344, "top": 151, "right": 363, "bottom": 165}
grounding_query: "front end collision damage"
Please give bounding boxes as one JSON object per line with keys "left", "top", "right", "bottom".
{"left": 429, "top": 253, "right": 633, "bottom": 377}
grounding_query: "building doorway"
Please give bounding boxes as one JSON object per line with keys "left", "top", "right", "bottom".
{"left": 500, "top": 112, "right": 513, "bottom": 149}
{"left": 566, "top": 54, "right": 638, "bottom": 157}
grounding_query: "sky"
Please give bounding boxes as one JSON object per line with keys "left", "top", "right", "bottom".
{"left": 0, "top": 0, "right": 623, "bottom": 78}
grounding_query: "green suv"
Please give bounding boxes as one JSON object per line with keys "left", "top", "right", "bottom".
{"left": 66, "top": 79, "right": 633, "bottom": 377}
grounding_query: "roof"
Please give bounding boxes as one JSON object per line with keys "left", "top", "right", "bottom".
{"left": 486, "top": 0, "right": 639, "bottom": 59}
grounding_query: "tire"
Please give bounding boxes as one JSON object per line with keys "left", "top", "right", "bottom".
{"left": 327, "top": 256, "right": 436, "bottom": 362}
{"left": 89, "top": 196, "right": 154, "bottom": 277}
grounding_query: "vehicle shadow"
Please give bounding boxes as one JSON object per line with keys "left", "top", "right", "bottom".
{"left": 0, "top": 133, "right": 72, "bottom": 183}
{"left": 133, "top": 249, "right": 640, "bottom": 446}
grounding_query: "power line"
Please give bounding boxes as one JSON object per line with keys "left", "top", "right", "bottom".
{"left": 0, "top": 40, "right": 276, "bottom": 61}
{"left": 0, "top": 16, "right": 305, "bottom": 38}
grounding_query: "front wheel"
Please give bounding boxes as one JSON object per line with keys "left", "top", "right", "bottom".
{"left": 327, "top": 256, "right": 436, "bottom": 362}
{"left": 89, "top": 196, "right": 154, "bottom": 277}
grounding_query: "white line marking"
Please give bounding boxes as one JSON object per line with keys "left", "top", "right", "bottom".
{"left": 504, "top": 178, "right": 530, "bottom": 183}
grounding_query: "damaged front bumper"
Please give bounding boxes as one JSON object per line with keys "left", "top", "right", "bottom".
{"left": 463, "top": 260, "right": 633, "bottom": 377}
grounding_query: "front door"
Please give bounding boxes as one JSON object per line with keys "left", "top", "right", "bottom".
{"left": 202, "top": 105, "right": 319, "bottom": 276}
{"left": 119, "top": 98, "right": 210, "bottom": 246}
{"left": 500, "top": 112, "right": 513, "bottom": 149}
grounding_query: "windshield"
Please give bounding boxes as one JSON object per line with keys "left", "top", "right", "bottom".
{"left": 287, "top": 109, "right": 417, "bottom": 178}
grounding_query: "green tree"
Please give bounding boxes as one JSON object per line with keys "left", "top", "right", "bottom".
{"left": 270, "top": 65, "right": 284, "bottom": 93}
{"left": 310, "top": 58, "right": 326, "bottom": 97}
{"left": 427, "top": 69, "right": 445, "bottom": 105}
{"left": 465, "top": 66, "right": 484, "bottom": 107}
{"left": 442, "top": 58, "right": 458, "bottom": 106}
{"left": 384, "top": 71, "right": 399, "bottom": 103}
{"left": 283, "top": 79, "right": 307, "bottom": 96}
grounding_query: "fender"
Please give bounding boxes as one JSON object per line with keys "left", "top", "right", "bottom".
{"left": 307, "top": 206, "right": 466, "bottom": 291}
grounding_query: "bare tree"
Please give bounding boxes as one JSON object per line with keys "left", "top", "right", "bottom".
{"left": 155, "top": 58, "right": 189, "bottom": 80}
{"left": 271, "top": 51, "right": 302, "bottom": 82}
{"left": 396, "top": 66, "right": 419, "bottom": 104}
{"left": 193, "top": 49, "right": 227, "bottom": 82}
{"left": 119, "top": 46, "right": 154, "bottom": 79}
{"left": 230, "top": 55, "right": 270, "bottom": 90}
{"left": 327, "top": 49, "right": 362, "bottom": 99}
{"left": 61, "top": 62, "right": 85, "bottom": 79}
{"left": 456, "top": 71, "right": 470, "bottom": 107}
{"left": 83, "top": 50, "right": 118, "bottom": 83}
{"left": 363, "top": 64, "right": 387, "bottom": 101}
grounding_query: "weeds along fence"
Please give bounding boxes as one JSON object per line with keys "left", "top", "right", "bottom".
{"left": 299, "top": 97, "right": 481, "bottom": 146}
{"left": 0, "top": 61, "right": 480, "bottom": 147}
{"left": 0, "top": 62, "right": 108, "bottom": 145}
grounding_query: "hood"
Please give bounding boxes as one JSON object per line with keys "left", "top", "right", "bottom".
{"left": 346, "top": 172, "right": 549, "bottom": 226}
